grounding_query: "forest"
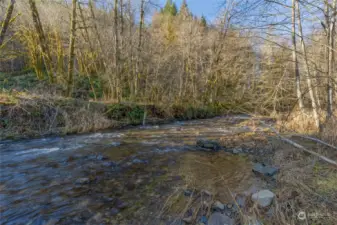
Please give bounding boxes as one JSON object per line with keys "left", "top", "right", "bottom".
{"left": 1, "top": 1, "right": 337, "bottom": 225}
{"left": 0, "top": 0, "right": 336, "bottom": 139}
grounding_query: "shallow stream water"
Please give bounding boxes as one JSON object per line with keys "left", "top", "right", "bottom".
{"left": 0, "top": 116, "right": 264, "bottom": 225}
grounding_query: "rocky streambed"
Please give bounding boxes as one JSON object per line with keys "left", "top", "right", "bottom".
{"left": 0, "top": 116, "right": 281, "bottom": 225}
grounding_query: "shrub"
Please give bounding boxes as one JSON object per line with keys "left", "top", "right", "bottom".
{"left": 106, "top": 104, "right": 131, "bottom": 120}
{"left": 127, "top": 105, "right": 145, "bottom": 124}
{"left": 106, "top": 104, "right": 145, "bottom": 124}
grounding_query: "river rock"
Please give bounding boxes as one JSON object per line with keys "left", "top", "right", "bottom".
{"left": 115, "top": 199, "right": 128, "bottom": 209}
{"left": 184, "top": 189, "right": 193, "bottom": 197}
{"left": 253, "top": 163, "right": 279, "bottom": 177}
{"left": 96, "top": 154, "right": 108, "bottom": 160}
{"left": 182, "top": 216, "right": 193, "bottom": 223}
{"left": 66, "top": 156, "right": 76, "bottom": 162}
{"left": 202, "top": 190, "right": 212, "bottom": 196}
{"left": 212, "top": 201, "right": 225, "bottom": 210}
{"left": 196, "top": 139, "right": 221, "bottom": 151}
{"left": 208, "top": 212, "right": 234, "bottom": 225}
{"left": 46, "top": 161, "right": 59, "bottom": 168}
{"left": 248, "top": 219, "right": 263, "bottom": 225}
{"left": 232, "top": 147, "right": 243, "bottom": 154}
{"left": 132, "top": 158, "right": 149, "bottom": 164}
{"left": 110, "top": 208, "right": 120, "bottom": 216}
{"left": 236, "top": 193, "right": 248, "bottom": 209}
{"left": 102, "top": 161, "right": 117, "bottom": 167}
{"left": 75, "top": 177, "right": 90, "bottom": 185}
{"left": 252, "top": 190, "right": 275, "bottom": 207}
{"left": 45, "top": 218, "right": 58, "bottom": 225}
{"left": 86, "top": 213, "right": 103, "bottom": 224}
{"left": 200, "top": 216, "right": 208, "bottom": 224}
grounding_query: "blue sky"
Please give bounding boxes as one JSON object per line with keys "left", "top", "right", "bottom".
{"left": 157, "top": 0, "right": 222, "bottom": 21}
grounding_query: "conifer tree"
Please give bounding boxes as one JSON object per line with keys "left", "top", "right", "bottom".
{"left": 200, "top": 15, "right": 207, "bottom": 27}
{"left": 162, "top": 0, "right": 177, "bottom": 16}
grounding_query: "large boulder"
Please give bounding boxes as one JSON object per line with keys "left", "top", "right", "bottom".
{"left": 196, "top": 139, "right": 221, "bottom": 151}
{"left": 208, "top": 212, "right": 234, "bottom": 225}
{"left": 252, "top": 189, "right": 275, "bottom": 207}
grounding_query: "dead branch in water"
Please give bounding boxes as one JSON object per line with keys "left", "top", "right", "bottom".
{"left": 259, "top": 121, "right": 337, "bottom": 166}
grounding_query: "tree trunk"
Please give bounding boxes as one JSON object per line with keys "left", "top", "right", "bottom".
{"left": 88, "top": 0, "right": 103, "bottom": 54}
{"left": 324, "top": 0, "right": 330, "bottom": 117}
{"left": 66, "top": 0, "right": 77, "bottom": 97}
{"left": 327, "top": 0, "right": 336, "bottom": 118}
{"left": 296, "top": 0, "right": 320, "bottom": 129}
{"left": 291, "top": 0, "right": 304, "bottom": 112}
{"left": 0, "top": 0, "right": 15, "bottom": 47}
{"left": 29, "top": 0, "right": 55, "bottom": 83}
{"left": 127, "top": 0, "right": 134, "bottom": 95}
{"left": 114, "top": 0, "right": 121, "bottom": 101}
{"left": 135, "top": 0, "right": 145, "bottom": 97}
{"left": 120, "top": 0, "right": 124, "bottom": 47}
{"left": 78, "top": 2, "right": 93, "bottom": 51}
{"left": 28, "top": 0, "right": 55, "bottom": 83}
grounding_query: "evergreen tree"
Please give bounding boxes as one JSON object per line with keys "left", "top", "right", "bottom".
{"left": 163, "top": 0, "right": 172, "bottom": 13}
{"left": 162, "top": 0, "right": 177, "bottom": 16}
{"left": 171, "top": 2, "right": 177, "bottom": 16}
{"left": 200, "top": 15, "right": 207, "bottom": 27}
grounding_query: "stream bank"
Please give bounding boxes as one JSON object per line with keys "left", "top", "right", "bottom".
{"left": 0, "top": 93, "right": 241, "bottom": 141}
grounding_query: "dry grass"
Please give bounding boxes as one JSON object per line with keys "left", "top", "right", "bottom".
{"left": 264, "top": 138, "right": 337, "bottom": 225}
{"left": 278, "top": 110, "right": 320, "bottom": 134}
{"left": 321, "top": 116, "right": 337, "bottom": 146}
{"left": 0, "top": 92, "right": 116, "bottom": 140}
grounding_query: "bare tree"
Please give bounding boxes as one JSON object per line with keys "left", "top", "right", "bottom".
{"left": 291, "top": 0, "right": 304, "bottom": 112}
{"left": 296, "top": 0, "right": 320, "bottom": 128}
{"left": 327, "top": 0, "right": 336, "bottom": 118}
{"left": 28, "top": 0, "right": 55, "bottom": 83}
{"left": 114, "top": 0, "right": 121, "bottom": 101}
{"left": 135, "top": 0, "right": 145, "bottom": 97}
{"left": 0, "top": 0, "right": 15, "bottom": 47}
{"left": 66, "top": 0, "right": 77, "bottom": 97}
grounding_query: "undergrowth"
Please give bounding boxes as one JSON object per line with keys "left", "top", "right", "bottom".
{"left": 0, "top": 92, "right": 234, "bottom": 140}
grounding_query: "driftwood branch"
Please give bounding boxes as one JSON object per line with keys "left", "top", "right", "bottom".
{"left": 290, "top": 134, "right": 337, "bottom": 151}
{"left": 259, "top": 121, "right": 337, "bottom": 166}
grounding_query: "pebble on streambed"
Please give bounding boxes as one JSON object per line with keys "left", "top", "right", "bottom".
{"left": 180, "top": 186, "right": 275, "bottom": 225}
{"left": 251, "top": 189, "right": 275, "bottom": 207}
{"left": 75, "top": 177, "right": 90, "bottom": 185}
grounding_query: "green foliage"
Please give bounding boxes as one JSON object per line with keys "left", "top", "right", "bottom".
{"left": 127, "top": 105, "right": 144, "bottom": 124}
{"left": 200, "top": 15, "right": 207, "bottom": 27}
{"left": 0, "top": 118, "right": 9, "bottom": 129}
{"left": 170, "top": 104, "right": 221, "bottom": 120}
{"left": 162, "top": 0, "right": 177, "bottom": 16}
{"left": 74, "top": 75, "right": 103, "bottom": 100}
{"left": 106, "top": 104, "right": 130, "bottom": 120}
{"left": 0, "top": 72, "right": 43, "bottom": 90}
{"left": 106, "top": 104, "right": 145, "bottom": 124}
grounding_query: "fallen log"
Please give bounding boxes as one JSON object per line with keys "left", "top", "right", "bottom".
{"left": 290, "top": 134, "right": 337, "bottom": 151}
{"left": 259, "top": 121, "right": 337, "bottom": 167}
